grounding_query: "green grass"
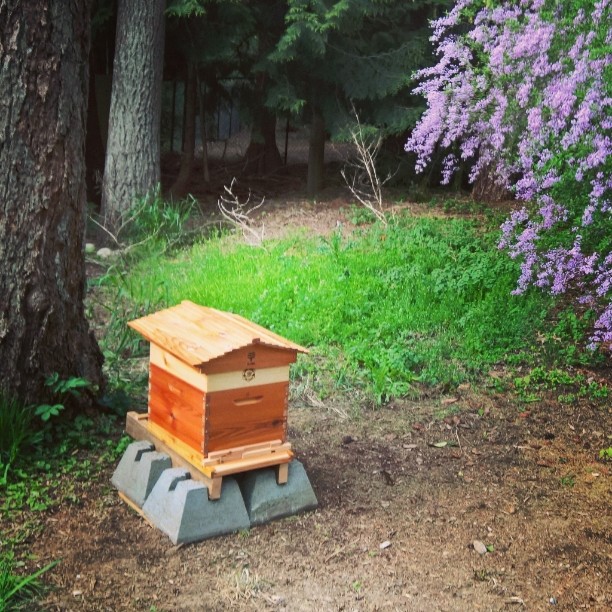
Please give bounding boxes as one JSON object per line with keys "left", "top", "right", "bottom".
{"left": 0, "top": 394, "right": 39, "bottom": 476}
{"left": 0, "top": 554, "right": 58, "bottom": 612}
{"left": 123, "top": 213, "right": 553, "bottom": 402}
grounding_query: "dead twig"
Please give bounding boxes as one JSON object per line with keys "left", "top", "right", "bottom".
{"left": 341, "top": 106, "right": 395, "bottom": 225}
{"left": 217, "top": 177, "right": 266, "bottom": 247}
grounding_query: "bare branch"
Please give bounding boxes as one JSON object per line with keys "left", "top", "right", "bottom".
{"left": 217, "top": 178, "right": 266, "bottom": 247}
{"left": 341, "top": 107, "right": 394, "bottom": 225}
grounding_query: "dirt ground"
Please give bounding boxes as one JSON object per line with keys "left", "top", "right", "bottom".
{"left": 29, "top": 193, "right": 612, "bottom": 611}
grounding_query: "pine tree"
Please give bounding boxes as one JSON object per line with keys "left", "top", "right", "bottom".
{"left": 269, "top": 0, "right": 449, "bottom": 194}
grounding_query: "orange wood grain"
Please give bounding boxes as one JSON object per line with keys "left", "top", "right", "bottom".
{"left": 128, "top": 301, "right": 308, "bottom": 369}
{"left": 205, "top": 381, "right": 288, "bottom": 453}
{"left": 148, "top": 364, "right": 204, "bottom": 453}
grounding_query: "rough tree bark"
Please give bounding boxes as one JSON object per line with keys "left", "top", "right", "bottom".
{"left": 243, "top": 106, "right": 283, "bottom": 175}
{"left": 0, "top": 0, "right": 104, "bottom": 405}
{"left": 307, "top": 107, "right": 325, "bottom": 197}
{"left": 100, "top": 0, "right": 165, "bottom": 234}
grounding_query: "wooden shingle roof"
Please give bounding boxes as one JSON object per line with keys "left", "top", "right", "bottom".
{"left": 128, "top": 300, "right": 308, "bottom": 368}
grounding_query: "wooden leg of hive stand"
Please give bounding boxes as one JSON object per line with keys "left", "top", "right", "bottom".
{"left": 276, "top": 462, "right": 289, "bottom": 485}
{"left": 208, "top": 476, "right": 223, "bottom": 500}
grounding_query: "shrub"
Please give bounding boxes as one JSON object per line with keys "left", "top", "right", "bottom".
{"left": 406, "top": 0, "right": 612, "bottom": 346}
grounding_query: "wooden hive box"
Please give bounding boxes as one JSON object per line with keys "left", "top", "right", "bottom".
{"left": 128, "top": 301, "right": 308, "bottom": 467}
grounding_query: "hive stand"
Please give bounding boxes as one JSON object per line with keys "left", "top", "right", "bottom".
{"left": 125, "top": 411, "right": 292, "bottom": 500}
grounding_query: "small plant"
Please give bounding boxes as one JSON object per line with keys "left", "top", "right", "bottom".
{"left": 0, "top": 394, "right": 38, "bottom": 472}
{"left": 598, "top": 447, "right": 612, "bottom": 462}
{"left": 348, "top": 204, "right": 377, "bottom": 226}
{"left": 34, "top": 374, "right": 92, "bottom": 423}
{"left": 0, "top": 553, "right": 58, "bottom": 611}
{"left": 513, "top": 366, "right": 609, "bottom": 404}
{"left": 560, "top": 474, "right": 576, "bottom": 488}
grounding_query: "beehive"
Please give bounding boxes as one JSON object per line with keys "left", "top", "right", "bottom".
{"left": 128, "top": 301, "right": 308, "bottom": 463}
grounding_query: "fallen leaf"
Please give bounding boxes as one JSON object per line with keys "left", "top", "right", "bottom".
{"left": 441, "top": 397, "right": 459, "bottom": 405}
{"left": 431, "top": 441, "right": 448, "bottom": 448}
{"left": 403, "top": 443, "right": 418, "bottom": 450}
{"left": 379, "top": 541, "right": 392, "bottom": 550}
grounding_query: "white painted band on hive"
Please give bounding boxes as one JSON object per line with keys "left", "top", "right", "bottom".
{"left": 150, "top": 344, "right": 290, "bottom": 393}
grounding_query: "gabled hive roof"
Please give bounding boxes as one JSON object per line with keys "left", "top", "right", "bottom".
{"left": 128, "top": 300, "right": 308, "bottom": 369}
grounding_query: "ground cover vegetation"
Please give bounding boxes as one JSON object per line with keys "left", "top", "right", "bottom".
{"left": 124, "top": 211, "right": 557, "bottom": 404}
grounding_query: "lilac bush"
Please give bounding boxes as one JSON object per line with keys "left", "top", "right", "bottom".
{"left": 406, "top": 0, "right": 612, "bottom": 346}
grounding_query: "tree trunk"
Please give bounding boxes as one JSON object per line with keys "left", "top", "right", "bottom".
{"left": 0, "top": 0, "right": 103, "bottom": 406}
{"left": 243, "top": 96, "right": 283, "bottom": 175}
{"left": 196, "top": 72, "right": 210, "bottom": 185}
{"left": 169, "top": 62, "right": 196, "bottom": 198}
{"left": 472, "top": 164, "right": 512, "bottom": 203}
{"left": 85, "top": 61, "right": 106, "bottom": 209}
{"left": 307, "top": 108, "right": 325, "bottom": 197}
{"left": 100, "top": 0, "right": 165, "bottom": 235}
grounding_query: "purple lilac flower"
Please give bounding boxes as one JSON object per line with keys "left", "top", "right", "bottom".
{"left": 407, "top": 0, "right": 612, "bottom": 345}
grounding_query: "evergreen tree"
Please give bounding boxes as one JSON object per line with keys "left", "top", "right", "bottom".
{"left": 269, "top": 0, "right": 448, "bottom": 194}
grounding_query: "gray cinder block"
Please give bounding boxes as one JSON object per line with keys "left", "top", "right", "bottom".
{"left": 111, "top": 440, "right": 171, "bottom": 507}
{"left": 142, "top": 469, "right": 250, "bottom": 544}
{"left": 239, "top": 460, "right": 318, "bottom": 526}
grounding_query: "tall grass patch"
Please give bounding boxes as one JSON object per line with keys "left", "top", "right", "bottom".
{"left": 125, "top": 215, "right": 550, "bottom": 402}
{"left": 0, "top": 394, "right": 39, "bottom": 476}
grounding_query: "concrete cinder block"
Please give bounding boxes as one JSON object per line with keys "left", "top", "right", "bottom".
{"left": 111, "top": 440, "right": 172, "bottom": 508}
{"left": 239, "top": 460, "right": 318, "bottom": 526}
{"left": 142, "top": 469, "right": 250, "bottom": 544}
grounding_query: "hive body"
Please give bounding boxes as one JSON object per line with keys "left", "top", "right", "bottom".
{"left": 128, "top": 301, "right": 307, "bottom": 460}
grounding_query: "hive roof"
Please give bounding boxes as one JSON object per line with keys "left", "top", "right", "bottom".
{"left": 128, "top": 300, "right": 308, "bottom": 368}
